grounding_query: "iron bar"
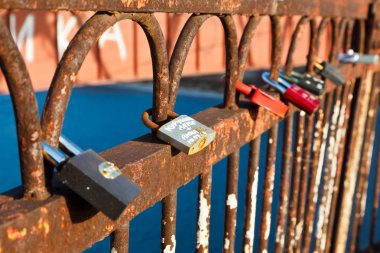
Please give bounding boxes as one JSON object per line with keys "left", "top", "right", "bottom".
{"left": 196, "top": 167, "right": 212, "bottom": 253}
{"left": 274, "top": 115, "right": 293, "bottom": 253}
{"left": 242, "top": 138, "right": 261, "bottom": 253}
{"left": 0, "top": 19, "right": 48, "bottom": 200}
{"left": 258, "top": 125, "right": 278, "bottom": 253}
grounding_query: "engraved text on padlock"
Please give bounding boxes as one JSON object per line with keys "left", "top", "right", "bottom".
{"left": 157, "top": 115, "right": 216, "bottom": 155}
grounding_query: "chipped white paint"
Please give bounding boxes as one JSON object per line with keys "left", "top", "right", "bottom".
{"left": 313, "top": 121, "right": 329, "bottom": 203}
{"left": 244, "top": 169, "right": 259, "bottom": 253}
{"left": 268, "top": 138, "right": 273, "bottom": 144}
{"left": 197, "top": 190, "right": 210, "bottom": 250}
{"left": 224, "top": 238, "right": 230, "bottom": 250}
{"left": 262, "top": 249, "right": 268, "bottom": 253}
{"left": 226, "top": 194, "right": 237, "bottom": 209}
{"left": 264, "top": 212, "right": 271, "bottom": 240}
{"left": 275, "top": 226, "right": 284, "bottom": 245}
{"left": 163, "top": 235, "right": 176, "bottom": 253}
{"left": 111, "top": 247, "right": 117, "bottom": 253}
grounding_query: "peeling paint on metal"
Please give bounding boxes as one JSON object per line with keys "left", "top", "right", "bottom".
{"left": 244, "top": 168, "right": 259, "bottom": 253}
{"left": 197, "top": 190, "right": 210, "bottom": 250}
{"left": 264, "top": 212, "right": 271, "bottom": 240}
{"left": 163, "top": 235, "right": 176, "bottom": 253}
{"left": 224, "top": 238, "right": 230, "bottom": 250}
{"left": 7, "top": 227, "right": 27, "bottom": 240}
{"left": 226, "top": 194, "right": 237, "bottom": 209}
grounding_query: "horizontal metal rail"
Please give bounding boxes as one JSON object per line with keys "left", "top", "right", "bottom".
{"left": 0, "top": 0, "right": 372, "bottom": 18}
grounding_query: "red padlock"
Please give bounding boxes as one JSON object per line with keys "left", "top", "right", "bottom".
{"left": 262, "top": 72, "right": 321, "bottom": 114}
{"left": 221, "top": 76, "right": 288, "bottom": 118}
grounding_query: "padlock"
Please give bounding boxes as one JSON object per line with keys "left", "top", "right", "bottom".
{"left": 262, "top": 72, "right": 321, "bottom": 115}
{"left": 339, "top": 49, "right": 379, "bottom": 64}
{"left": 142, "top": 109, "right": 216, "bottom": 155}
{"left": 42, "top": 135, "right": 140, "bottom": 220}
{"left": 280, "top": 71, "right": 326, "bottom": 95}
{"left": 234, "top": 79, "right": 288, "bottom": 118}
{"left": 314, "top": 60, "right": 345, "bottom": 86}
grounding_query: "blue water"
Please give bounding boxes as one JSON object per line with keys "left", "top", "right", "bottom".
{"left": 0, "top": 84, "right": 379, "bottom": 252}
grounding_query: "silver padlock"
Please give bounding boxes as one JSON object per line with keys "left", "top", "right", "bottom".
{"left": 142, "top": 110, "right": 216, "bottom": 155}
{"left": 339, "top": 49, "right": 379, "bottom": 64}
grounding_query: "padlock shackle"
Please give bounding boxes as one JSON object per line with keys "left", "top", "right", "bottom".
{"left": 279, "top": 72, "right": 300, "bottom": 84}
{"left": 41, "top": 141, "right": 68, "bottom": 167}
{"left": 59, "top": 135, "right": 83, "bottom": 157}
{"left": 142, "top": 109, "right": 180, "bottom": 131}
{"left": 277, "top": 76, "right": 292, "bottom": 89}
{"left": 261, "top": 72, "right": 286, "bottom": 93}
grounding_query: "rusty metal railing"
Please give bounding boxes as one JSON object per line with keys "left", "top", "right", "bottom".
{"left": 1, "top": 0, "right": 380, "bottom": 252}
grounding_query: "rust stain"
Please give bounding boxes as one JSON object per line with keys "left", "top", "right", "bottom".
{"left": 7, "top": 227, "right": 27, "bottom": 240}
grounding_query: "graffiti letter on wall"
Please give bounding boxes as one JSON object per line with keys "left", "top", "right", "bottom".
{"left": 57, "top": 14, "right": 78, "bottom": 60}
{"left": 9, "top": 14, "right": 35, "bottom": 63}
{"left": 98, "top": 23, "right": 127, "bottom": 60}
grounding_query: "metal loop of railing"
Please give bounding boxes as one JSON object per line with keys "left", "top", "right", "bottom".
{"left": 1, "top": 1, "right": 380, "bottom": 252}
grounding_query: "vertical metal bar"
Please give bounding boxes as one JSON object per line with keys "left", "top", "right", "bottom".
{"left": 295, "top": 113, "right": 314, "bottom": 250}
{"left": 348, "top": 74, "right": 380, "bottom": 253}
{"left": 274, "top": 115, "right": 293, "bottom": 253}
{"left": 288, "top": 112, "right": 305, "bottom": 253}
{"left": 324, "top": 18, "right": 365, "bottom": 253}
{"left": 0, "top": 19, "right": 49, "bottom": 200}
{"left": 258, "top": 125, "right": 278, "bottom": 253}
{"left": 302, "top": 93, "right": 334, "bottom": 253}
{"left": 161, "top": 194, "right": 177, "bottom": 252}
{"left": 111, "top": 223, "right": 129, "bottom": 253}
{"left": 223, "top": 151, "right": 240, "bottom": 253}
{"left": 333, "top": 69, "right": 374, "bottom": 253}
{"left": 371, "top": 142, "right": 380, "bottom": 245}
{"left": 196, "top": 167, "right": 212, "bottom": 253}
{"left": 314, "top": 86, "right": 343, "bottom": 253}
{"left": 283, "top": 16, "right": 309, "bottom": 75}
{"left": 242, "top": 138, "right": 261, "bottom": 253}
{"left": 237, "top": 15, "right": 261, "bottom": 253}
{"left": 220, "top": 15, "right": 238, "bottom": 109}
{"left": 237, "top": 15, "right": 261, "bottom": 81}
{"left": 269, "top": 16, "right": 281, "bottom": 81}
{"left": 323, "top": 81, "right": 355, "bottom": 253}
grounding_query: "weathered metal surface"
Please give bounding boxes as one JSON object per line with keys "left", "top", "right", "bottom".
{"left": 242, "top": 138, "right": 260, "bottom": 253}
{"left": 333, "top": 69, "right": 374, "bottom": 253}
{"left": 258, "top": 125, "right": 278, "bottom": 253}
{"left": 288, "top": 112, "right": 305, "bottom": 253}
{"left": 0, "top": 18, "right": 49, "bottom": 200}
{"left": 0, "top": 104, "right": 296, "bottom": 253}
{"left": 196, "top": 167, "right": 212, "bottom": 253}
{"left": 274, "top": 115, "right": 293, "bottom": 253}
{"left": 223, "top": 151, "right": 239, "bottom": 253}
{"left": 1, "top": 1, "right": 380, "bottom": 252}
{"left": 111, "top": 222, "right": 130, "bottom": 253}
{"left": 348, "top": 72, "right": 379, "bottom": 253}
{"left": 302, "top": 92, "right": 333, "bottom": 253}
{"left": 41, "top": 12, "right": 169, "bottom": 148}
{"left": 0, "top": 0, "right": 372, "bottom": 17}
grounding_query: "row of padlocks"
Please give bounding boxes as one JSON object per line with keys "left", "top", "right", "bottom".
{"left": 40, "top": 49, "right": 378, "bottom": 221}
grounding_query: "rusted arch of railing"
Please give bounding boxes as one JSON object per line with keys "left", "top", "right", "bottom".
{"left": 0, "top": 1, "right": 380, "bottom": 253}
{"left": 0, "top": 19, "right": 48, "bottom": 200}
